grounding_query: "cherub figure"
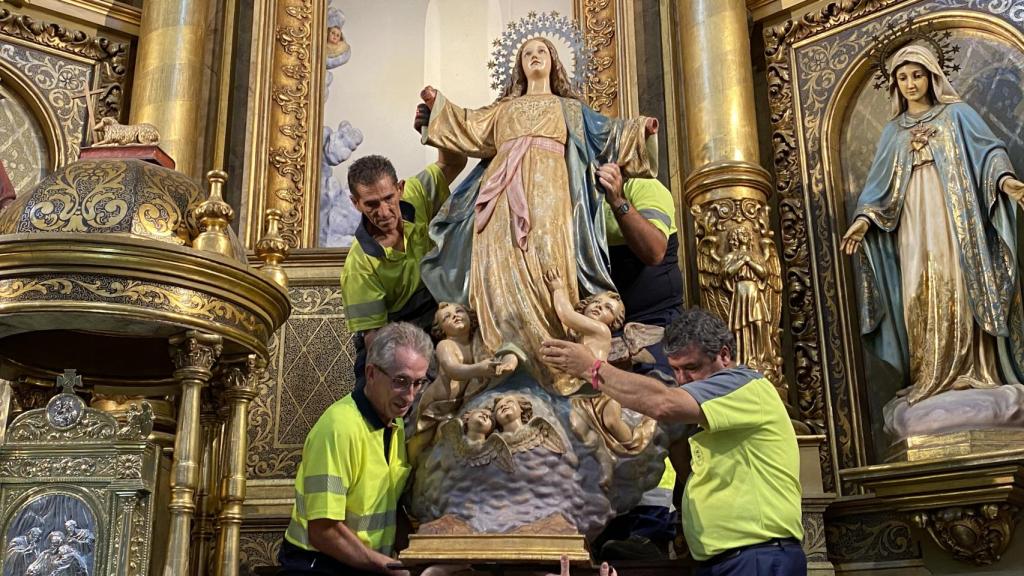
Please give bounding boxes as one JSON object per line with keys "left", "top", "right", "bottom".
{"left": 409, "top": 303, "right": 519, "bottom": 463}
{"left": 544, "top": 269, "right": 623, "bottom": 394}
{"left": 492, "top": 394, "right": 566, "bottom": 457}
{"left": 439, "top": 407, "right": 514, "bottom": 473}
{"left": 545, "top": 269, "right": 656, "bottom": 487}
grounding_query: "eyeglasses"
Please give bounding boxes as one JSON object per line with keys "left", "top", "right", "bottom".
{"left": 373, "top": 364, "right": 430, "bottom": 392}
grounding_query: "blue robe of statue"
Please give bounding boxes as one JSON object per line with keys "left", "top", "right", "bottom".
{"left": 855, "top": 102, "right": 1024, "bottom": 401}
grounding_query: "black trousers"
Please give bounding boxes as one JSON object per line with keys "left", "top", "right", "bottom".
{"left": 277, "top": 539, "right": 380, "bottom": 576}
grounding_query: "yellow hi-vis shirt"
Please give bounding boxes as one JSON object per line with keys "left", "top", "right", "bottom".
{"left": 680, "top": 366, "right": 803, "bottom": 561}
{"left": 341, "top": 163, "right": 450, "bottom": 333}
{"left": 285, "top": 388, "right": 411, "bottom": 556}
{"left": 603, "top": 178, "right": 677, "bottom": 246}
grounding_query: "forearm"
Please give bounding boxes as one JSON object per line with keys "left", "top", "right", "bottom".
{"left": 595, "top": 363, "right": 698, "bottom": 424}
{"left": 443, "top": 360, "right": 493, "bottom": 380}
{"left": 614, "top": 211, "right": 667, "bottom": 266}
{"left": 436, "top": 148, "right": 467, "bottom": 186}
{"left": 309, "top": 519, "right": 392, "bottom": 573}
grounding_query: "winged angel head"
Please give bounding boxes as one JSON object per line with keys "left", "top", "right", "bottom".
{"left": 441, "top": 395, "right": 569, "bottom": 474}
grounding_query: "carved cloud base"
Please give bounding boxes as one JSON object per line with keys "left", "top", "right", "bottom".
{"left": 883, "top": 384, "right": 1024, "bottom": 443}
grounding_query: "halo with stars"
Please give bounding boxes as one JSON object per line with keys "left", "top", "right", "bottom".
{"left": 487, "top": 11, "right": 595, "bottom": 95}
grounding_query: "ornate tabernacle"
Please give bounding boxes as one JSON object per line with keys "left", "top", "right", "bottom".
{"left": 0, "top": 147, "right": 291, "bottom": 576}
{"left": 0, "top": 370, "right": 161, "bottom": 576}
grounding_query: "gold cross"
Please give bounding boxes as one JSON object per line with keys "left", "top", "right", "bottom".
{"left": 72, "top": 82, "right": 109, "bottom": 145}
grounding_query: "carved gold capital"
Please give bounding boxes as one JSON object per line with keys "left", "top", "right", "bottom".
{"left": 683, "top": 160, "right": 773, "bottom": 207}
{"left": 170, "top": 331, "right": 223, "bottom": 380}
{"left": 221, "top": 354, "right": 262, "bottom": 403}
{"left": 913, "top": 504, "right": 1022, "bottom": 566}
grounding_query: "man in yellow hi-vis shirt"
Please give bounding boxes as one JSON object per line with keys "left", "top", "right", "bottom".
{"left": 279, "top": 322, "right": 433, "bottom": 575}
{"left": 542, "top": 308, "right": 805, "bottom": 575}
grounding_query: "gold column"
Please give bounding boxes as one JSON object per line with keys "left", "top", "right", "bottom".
{"left": 191, "top": 387, "right": 225, "bottom": 576}
{"left": 680, "top": 0, "right": 787, "bottom": 391}
{"left": 214, "top": 355, "right": 262, "bottom": 576}
{"left": 165, "top": 331, "right": 223, "bottom": 576}
{"left": 129, "top": 0, "right": 210, "bottom": 176}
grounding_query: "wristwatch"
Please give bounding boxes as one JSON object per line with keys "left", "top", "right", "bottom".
{"left": 614, "top": 200, "right": 631, "bottom": 216}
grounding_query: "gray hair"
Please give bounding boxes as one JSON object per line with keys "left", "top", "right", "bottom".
{"left": 366, "top": 322, "right": 434, "bottom": 373}
{"left": 663, "top": 307, "right": 735, "bottom": 359}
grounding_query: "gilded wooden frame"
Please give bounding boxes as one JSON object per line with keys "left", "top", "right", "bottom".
{"left": 764, "top": 0, "right": 1024, "bottom": 495}
{"left": 243, "top": 0, "right": 640, "bottom": 249}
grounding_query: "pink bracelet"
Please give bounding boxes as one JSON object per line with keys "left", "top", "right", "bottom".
{"left": 590, "top": 360, "right": 604, "bottom": 391}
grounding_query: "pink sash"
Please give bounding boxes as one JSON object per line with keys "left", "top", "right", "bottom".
{"left": 475, "top": 136, "right": 564, "bottom": 251}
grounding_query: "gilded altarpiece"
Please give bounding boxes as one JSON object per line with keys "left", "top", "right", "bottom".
{"left": 765, "top": 0, "right": 1024, "bottom": 567}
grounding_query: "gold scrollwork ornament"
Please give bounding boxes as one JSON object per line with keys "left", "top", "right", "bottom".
{"left": 913, "top": 504, "right": 1022, "bottom": 566}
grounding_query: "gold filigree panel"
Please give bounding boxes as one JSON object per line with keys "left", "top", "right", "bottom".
{"left": 0, "top": 8, "right": 131, "bottom": 180}
{"left": 764, "top": 0, "right": 1024, "bottom": 494}
{"left": 239, "top": 529, "right": 283, "bottom": 574}
{"left": 247, "top": 284, "right": 355, "bottom": 479}
{"left": 0, "top": 81, "right": 49, "bottom": 193}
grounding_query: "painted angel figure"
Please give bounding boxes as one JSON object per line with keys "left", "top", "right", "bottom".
{"left": 492, "top": 394, "right": 567, "bottom": 458}
{"left": 698, "top": 224, "right": 782, "bottom": 377}
{"left": 409, "top": 302, "right": 514, "bottom": 462}
{"left": 439, "top": 407, "right": 514, "bottom": 473}
{"left": 544, "top": 268, "right": 656, "bottom": 457}
{"left": 418, "top": 35, "right": 659, "bottom": 395}
{"left": 840, "top": 44, "right": 1024, "bottom": 404}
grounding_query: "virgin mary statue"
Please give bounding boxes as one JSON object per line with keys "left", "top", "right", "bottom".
{"left": 418, "top": 35, "right": 657, "bottom": 394}
{"left": 842, "top": 43, "right": 1024, "bottom": 406}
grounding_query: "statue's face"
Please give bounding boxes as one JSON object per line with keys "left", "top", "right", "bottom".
{"left": 351, "top": 175, "right": 403, "bottom": 235}
{"left": 895, "top": 62, "right": 930, "bottom": 105}
{"left": 465, "top": 409, "right": 494, "bottom": 435}
{"left": 48, "top": 532, "right": 63, "bottom": 549}
{"left": 438, "top": 304, "right": 471, "bottom": 337}
{"left": 328, "top": 27, "right": 342, "bottom": 44}
{"left": 520, "top": 39, "right": 552, "bottom": 81}
{"left": 494, "top": 396, "right": 522, "bottom": 427}
{"left": 584, "top": 294, "right": 622, "bottom": 328}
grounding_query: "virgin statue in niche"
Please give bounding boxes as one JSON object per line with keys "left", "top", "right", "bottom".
{"left": 841, "top": 43, "right": 1024, "bottom": 411}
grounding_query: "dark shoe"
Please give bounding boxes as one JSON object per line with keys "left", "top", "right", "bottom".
{"left": 600, "top": 534, "right": 664, "bottom": 561}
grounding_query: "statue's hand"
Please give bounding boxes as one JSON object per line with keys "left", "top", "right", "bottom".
{"left": 420, "top": 85, "right": 438, "bottom": 109}
{"left": 841, "top": 218, "right": 870, "bottom": 255}
{"left": 494, "top": 353, "right": 518, "bottom": 376}
{"left": 544, "top": 268, "right": 564, "bottom": 291}
{"left": 644, "top": 117, "right": 659, "bottom": 137}
{"left": 1002, "top": 177, "right": 1024, "bottom": 206}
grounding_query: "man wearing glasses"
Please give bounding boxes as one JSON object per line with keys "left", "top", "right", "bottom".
{"left": 279, "top": 322, "right": 433, "bottom": 575}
